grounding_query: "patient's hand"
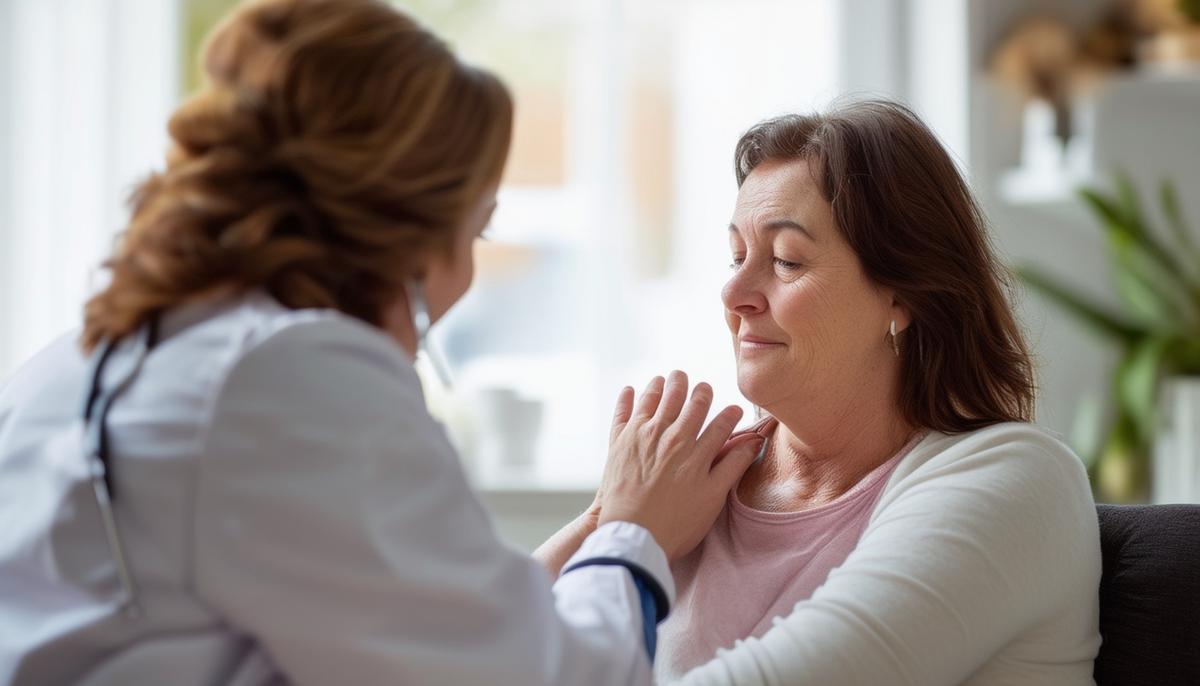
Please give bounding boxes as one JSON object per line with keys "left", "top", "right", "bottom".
{"left": 533, "top": 500, "right": 601, "bottom": 579}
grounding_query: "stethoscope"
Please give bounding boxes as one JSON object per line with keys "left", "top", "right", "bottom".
{"left": 79, "top": 278, "right": 441, "bottom": 619}
{"left": 81, "top": 314, "right": 159, "bottom": 619}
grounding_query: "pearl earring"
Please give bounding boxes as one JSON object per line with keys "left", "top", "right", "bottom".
{"left": 889, "top": 320, "right": 900, "bottom": 357}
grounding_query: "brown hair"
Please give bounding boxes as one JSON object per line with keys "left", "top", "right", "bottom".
{"left": 734, "top": 100, "right": 1034, "bottom": 433}
{"left": 82, "top": 0, "right": 512, "bottom": 350}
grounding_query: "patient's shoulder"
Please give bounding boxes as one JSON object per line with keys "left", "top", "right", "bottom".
{"left": 878, "top": 422, "right": 1094, "bottom": 524}
{"left": 896, "top": 421, "right": 1080, "bottom": 479}
{"left": 863, "top": 422, "right": 1100, "bottom": 613}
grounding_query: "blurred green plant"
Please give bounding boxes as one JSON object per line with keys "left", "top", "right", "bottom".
{"left": 1180, "top": 0, "right": 1200, "bottom": 25}
{"left": 182, "top": 0, "right": 241, "bottom": 95}
{"left": 1019, "top": 175, "right": 1200, "bottom": 503}
{"left": 179, "top": 0, "right": 567, "bottom": 96}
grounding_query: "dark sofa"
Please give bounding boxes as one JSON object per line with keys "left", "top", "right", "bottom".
{"left": 1094, "top": 504, "right": 1200, "bottom": 685}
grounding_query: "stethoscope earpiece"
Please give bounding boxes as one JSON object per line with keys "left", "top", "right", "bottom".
{"left": 405, "top": 277, "right": 453, "bottom": 388}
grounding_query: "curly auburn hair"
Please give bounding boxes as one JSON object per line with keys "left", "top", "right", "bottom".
{"left": 82, "top": 0, "right": 512, "bottom": 350}
{"left": 734, "top": 100, "right": 1036, "bottom": 433}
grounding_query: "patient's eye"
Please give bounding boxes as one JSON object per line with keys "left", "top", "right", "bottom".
{"left": 729, "top": 256, "right": 745, "bottom": 270}
{"left": 774, "top": 258, "right": 803, "bottom": 271}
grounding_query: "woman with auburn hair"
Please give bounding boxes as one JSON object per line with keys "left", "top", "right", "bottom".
{"left": 537, "top": 101, "right": 1101, "bottom": 685}
{"left": 0, "top": 1, "right": 766, "bottom": 684}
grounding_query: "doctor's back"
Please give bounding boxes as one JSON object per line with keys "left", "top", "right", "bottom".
{"left": 0, "top": 1, "right": 688, "bottom": 683}
{"left": 0, "top": 295, "right": 473, "bottom": 684}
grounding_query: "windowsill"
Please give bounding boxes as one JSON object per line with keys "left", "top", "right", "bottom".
{"left": 469, "top": 464, "right": 599, "bottom": 495}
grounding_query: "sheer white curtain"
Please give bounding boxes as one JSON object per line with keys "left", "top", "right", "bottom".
{"left": 0, "top": 0, "right": 179, "bottom": 379}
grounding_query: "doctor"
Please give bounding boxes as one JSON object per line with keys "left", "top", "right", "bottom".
{"left": 0, "top": 0, "right": 766, "bottom": 684}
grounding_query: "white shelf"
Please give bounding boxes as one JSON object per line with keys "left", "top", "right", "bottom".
{"left": 996, "top": 166, "right": 1096, "bottom": 225}
{"left": 997, "top": 166, "right": 1091, "bottom": 209}
{"left": 993, "top": 70, "right": 1200, "bottom": 218}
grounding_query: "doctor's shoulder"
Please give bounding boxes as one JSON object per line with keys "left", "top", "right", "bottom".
{"left": 190, "top": 293, "right": 472, "bottom": 524}
{"left": 196, "top": 292, "right": 442, "bottom": 449}
{"left": 213, "top": 292, "right": 425, "bottom": 405}
{"left": 0, "top": 329, "right": 87, "bottom": 408}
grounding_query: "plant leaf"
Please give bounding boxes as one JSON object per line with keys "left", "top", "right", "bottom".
{"left": 1082, "top": 184, "right": 1200, "bottom": 329}
{"left": 1079, "top": 187, "right": 1126, "bottom": 234}
{"left": 1160, "top": 179, "right": 1200, "bottom": 269}
{"left": 1115, "top": 336, "right": 1170, "bottom": 449}
{"left": 1018, "top": 266, "right": 1143, "bottom": 344}
{"left": 1108, "top": 232, "right": 1191, "bottom": 330}
{"left": 1069, "top": 391, "right": 1105, "bottom": 468}
{"left": 1081, "top": 186, "right": 1194, "bottom": 295}
{"left": 1115, "top": 173, "right": 1144, "bottom": 229}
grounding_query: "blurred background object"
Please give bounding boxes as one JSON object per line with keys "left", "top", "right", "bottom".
{"left": 1020, "top": 176, "right": 1200, "bottom": 504}
{"left": 1, "top": 0, "right": 1198, "bottom": 549}
{"left": 1139, "top": 0, "right": 1200, "bottom": 68}
{"left": 985, "top": 0, "right": 1200, "bottom": 505}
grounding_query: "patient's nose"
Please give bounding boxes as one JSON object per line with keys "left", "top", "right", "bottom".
{"left": 722, "top": 269, "right": 767, "bottom": 317}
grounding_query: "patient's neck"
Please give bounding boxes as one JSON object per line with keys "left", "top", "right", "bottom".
{"left": 738, "top": 390, "right": 916, "bottom": 514}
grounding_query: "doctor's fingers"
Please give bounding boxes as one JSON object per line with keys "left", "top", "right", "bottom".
{"left": 693, "top": 405, "right": 746, "bottom": 464}
{"left": 652, "top": 370, "right": 689, "bottom": 425}
{"left": 710, "top": 433, "right": 766, "bottom": 485}
{"left": 630, "top": 375, "right": 665, "bottom": 423}
{"left": 610, "top": 385, "right": 635, "bottom": 442}
{"left": 671, "top": 382, "right": 715, "bottom": 441}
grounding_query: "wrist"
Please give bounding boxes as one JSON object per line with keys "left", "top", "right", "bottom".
{"left": 579, "top": 508, "right": 601, "bottom": 534}
{"left": 581, "top": 496, "right": 602, "bottom": 526}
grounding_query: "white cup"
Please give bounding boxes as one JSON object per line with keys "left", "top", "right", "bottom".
{"left": 473, "top": 387, "right": 544, "bottom": 472}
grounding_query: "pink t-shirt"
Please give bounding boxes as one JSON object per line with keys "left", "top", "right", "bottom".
{"left": 655, "top": 426, "right": 926, "bottom": 681}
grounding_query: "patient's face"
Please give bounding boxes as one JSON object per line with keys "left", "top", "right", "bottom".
{"left": 721, "top": 159, "right": 896, "bottom": 412}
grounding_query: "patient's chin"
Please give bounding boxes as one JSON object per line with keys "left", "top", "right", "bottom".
{"left": 735, "top": 367, "right": 776, "bottom": 408}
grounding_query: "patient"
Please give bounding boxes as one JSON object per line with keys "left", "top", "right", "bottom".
{"left": 537, "top": 100, "right": 1101, "bottom": 685}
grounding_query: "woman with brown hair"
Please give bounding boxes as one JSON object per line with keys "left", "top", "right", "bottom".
{"left": 537, "top": 101, "right": 1101, "bottom": 685}
{"left": 0, "top": 1, "right": 767, "bottom": 684}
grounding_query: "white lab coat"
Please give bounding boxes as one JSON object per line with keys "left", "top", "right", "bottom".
{"left": 0, "top": 291, "right": 674, "bottom": 685}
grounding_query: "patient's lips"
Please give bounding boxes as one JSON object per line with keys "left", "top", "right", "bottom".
{"left": 738, "top": 334, "right": 785, "bottom": 352}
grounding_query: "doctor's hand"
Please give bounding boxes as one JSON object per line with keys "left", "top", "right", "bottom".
{"left": 597, "top": 370, "right": 765, "bottom": 561}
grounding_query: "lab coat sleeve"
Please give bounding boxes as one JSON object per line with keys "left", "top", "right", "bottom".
{"left": 672, "top": 428, "right": 1100, "bottom": 686}
{"left": 191, "top": 320, "right": 672, "bottom": 686}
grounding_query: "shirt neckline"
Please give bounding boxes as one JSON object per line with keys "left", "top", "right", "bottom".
{"left": 729, "top": 428, "right": 929, "bottom": 524}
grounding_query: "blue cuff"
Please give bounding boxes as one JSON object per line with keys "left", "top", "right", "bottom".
{"left": 561, "top": 557, "right": 669, "bottom": 661}
{"left": 632, "top": 573, "right": 658, "bottom": 660}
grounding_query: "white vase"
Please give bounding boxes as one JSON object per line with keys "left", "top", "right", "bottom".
{"left": 1153, "top": 376, "right": 1200, "bottom": 504}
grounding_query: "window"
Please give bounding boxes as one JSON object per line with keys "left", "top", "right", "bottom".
{"left": 405, "top": 0, "right": 840, "bottom": 487}
{"left": 0, "top": 0, "right": 845, "bottom": 490}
